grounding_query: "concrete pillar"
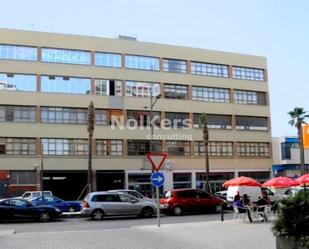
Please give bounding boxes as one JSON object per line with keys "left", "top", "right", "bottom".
{"left": 187, "top": 60, "right": 191, "bottom": 74}
{"left": 124, "top": 171, "right": 129, "bottom": 189}
{"left": 91, "top": 51, "right": 95, "bottom": 66}
{"left": 36, "top": 75, "right": 41, "bottom": 92}
{"left": 191, "top": 170, "right": 197, "bottom": 189}
{"left": 90, "top": 79, "right": 95, "bottom": 95}
{"left": 163, "top": 170, "right": 173, "bottom": 191}
{"left": 121, "top": 54, "right": 125, "bottom": 68}
{"left": 35, "top": 106, "right": 41, "bottom": 123}
{"left": 92, "top": 170, "right": 97, "bottom": 192}
{"left": 228, "top": 65, "right": 233, "bottom": 78}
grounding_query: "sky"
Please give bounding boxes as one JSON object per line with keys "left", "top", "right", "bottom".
{"left": 0, "top": 0, "right": 308, "bottom": 137}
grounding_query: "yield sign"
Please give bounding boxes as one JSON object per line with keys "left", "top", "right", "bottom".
{"left": 146, "top": 153, "right": 167, "bottom": 172}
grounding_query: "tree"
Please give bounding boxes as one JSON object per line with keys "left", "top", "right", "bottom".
{"left": 200, "top": 113, "right": 211, "bottom": 193}
{"left": 288, "top": 107, "right": 309, "bottom": 175}
{"left": 87, "top": 101, "right": 95, "bottom": 193}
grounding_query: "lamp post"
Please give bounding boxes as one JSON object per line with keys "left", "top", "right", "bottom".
{"left": 87, "top": 101, "right": 95, "bottom": 194}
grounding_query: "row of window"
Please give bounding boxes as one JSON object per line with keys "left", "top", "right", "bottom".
{"left": 0, "top": 73, "right": 267, "bottom": 105}
{"left": 0, "top": 105, "right": 269, "bottom": 130}
{"left": 0, "top": 44, "right": 265, "bottom": 81}
{"left": 0, "top": 138, "right": 270, "bottom": 157}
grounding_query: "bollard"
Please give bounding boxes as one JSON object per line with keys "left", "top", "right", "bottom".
{"left": 221, "top": 204, "right": 224, "bottom": 222}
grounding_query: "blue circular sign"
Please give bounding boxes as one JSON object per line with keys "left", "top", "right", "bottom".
{"left": 151, "top": 172, "right": 165, "bottom": 187}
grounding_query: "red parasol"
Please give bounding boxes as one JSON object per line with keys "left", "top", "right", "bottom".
{"left": 262, "top": 177, "right": 299, "bottom": 188}
{"left": 223, "top": 176, "right": 261, "bottom": 187}
{"left": 296, "top": 174, "right": 309, "bottom": 186}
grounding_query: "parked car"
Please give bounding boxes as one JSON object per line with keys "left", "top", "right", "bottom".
{"left": 160, "top": 189, "right": 225, "bottom": 216}
{"left": 0, "top": 198, "right": 62, "bottom": 222}
{"left": 226, "top": 186, "right": 262, "bottom": 203}
{"left": 108, "top": 189, "right": 155, "bottom": 203}
{"left": 19, "top": 191, "right": 53, "bottom": 200}
{"left": 30, "top": 196, "right": 82, "bottom": 212}
{"left": 82, "top": 192, "right": 157, "bottom": 220}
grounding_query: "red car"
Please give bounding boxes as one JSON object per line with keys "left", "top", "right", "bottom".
{"left": 160, "top": 189, "right": 225, "bottom": 215}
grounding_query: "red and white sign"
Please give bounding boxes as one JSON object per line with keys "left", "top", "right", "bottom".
{"left": 146, "top": 153, "right": 167, "bottom": 172}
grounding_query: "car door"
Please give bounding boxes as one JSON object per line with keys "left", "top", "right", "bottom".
{"left": 118, "top": 194, "right": 142, "bottom": 215}
{"left": 177, "top": 190, "right": 197, "bottom": 211}
{"left": 96, "top": 194, "right": 123, "bottom": 215}
{"left": 196, "top": 190, "right": 213, "bottom": 210}
{"left": 9, "top": 199, "right": 33, "bottom": 217}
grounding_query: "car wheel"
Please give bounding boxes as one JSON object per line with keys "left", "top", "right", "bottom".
{"left": 215, "top": 205, "right": 222, "bottom": 213}
{"left": 141, "top": 207, "right": 154, "bottom": 218}
{"left": 91, "top": 209, "right": 104, "bottom": 220}
{"left": 173, "top": 206, "right": 182, "bottom": 216}
{"left": 67, "top": 206, "right": 76, "bottom": 213}
{"left": 39, "top": 212, "right": 51, "bottom": 222}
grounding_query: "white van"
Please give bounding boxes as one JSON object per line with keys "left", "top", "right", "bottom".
{"left": 19, "top": 191, "right": 53, "bottom": 200}
{"left": 227, "top": 186, "right": 262, "bottom": 203}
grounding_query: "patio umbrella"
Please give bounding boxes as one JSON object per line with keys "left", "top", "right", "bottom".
{"left": 223, "top": 176, "right": 261, "bottom": 187}
{"left": 296, "top": 174, "right": 309, "bottom": 186}
{"left": 262, "top": 177, "right": 299, "bottom": 188}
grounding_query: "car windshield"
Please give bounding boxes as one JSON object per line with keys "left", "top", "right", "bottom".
{"left": 164, "top": 191, "right": 173, "bottom": 198}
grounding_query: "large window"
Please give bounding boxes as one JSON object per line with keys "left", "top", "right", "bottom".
{"left": 236, "top": 142, "right": 269, "bottom": 157}
{"left": 9, "top": 171, "right": 36, "bottom": 185}
{"left": 0, "top": 73, "right": 36, "bottom": 92}
{"left": 192, "top": 86, "right": 230, "bottom": 103}
{"left": 0, "top": 106, "right": 35, "bottom": 123}
{"left": 125, "top": 55, "right": 160, "bottom": 71}
{"left": 234, "top": 90, "right": 266, "bottom": 105}
{"left": 0, "top": 138, "right": 36, "bottom": 155}
{"left": 125, "top": 81, "right": 160, "bottom": 98}
{"left": 42, "top": 138, "right": 88, "bottom": 155}
{"left": 95, "top": 79, "right": 122, "bottom": 96}
{"left": 41, "top": 107, "right": 87, "bottom": 124}
{"left": 191, "top": 62, "right": 228, "bottom": 77}
{"left": 0, "top": 44, "right": 37, "bottom": 61}
{"left": 173, "top": 173, "right": 192, "bottom": 189}
{"left": 232, "top": 66, "right": 264, "bottom": 81}
{"left": 164, "top": 84, "right": 188, "bottom": 99}
{"left": 95, "top": 110, "right": 108, "bottom": 125}
{"left": 128, "top": 140, "right": 161, "bottom": 155}
{"left": 95, "top": 52, "right": 121, "bottom": 68}
{"left": 281, "top": 142, "right": 299, "bottom": 160}
{"left": 194, "top": 141, "right": 233, "bottom": 157}
{"left": 41, "top": 48, "right": 91, "bottom": 65}
{"left": 41, "top": 76, "right": 90, "bottom": 95}
{"left": 96, "top": 140, "right": 123, "bottom": 156}
{"left": 193, "top": 114, "right": 232, "bottom": 129}
{"left": 165, "top": 112, "right": 190, "bottom": 128}
{"left": 236, "top": 116, "right": 268, "bottom": 131}
{"left": 127, "top": 110, "right": 160, "bottom": 127}
{"left": 163, "top": 59, "right": 187, "bottom": 73}
{"left": 165, "top": 141, "right": 190, "bottom": 156}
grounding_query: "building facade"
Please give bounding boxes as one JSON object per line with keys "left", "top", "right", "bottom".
{"left": 0, "top": 28, "right": 272, "bottom": 199}
{"left": 272, "top": 136, "right": 309, "bottom": 177}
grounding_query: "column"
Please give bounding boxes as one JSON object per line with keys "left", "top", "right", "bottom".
{"left": 91, "top": 51, "right": 95, "bottom": 66}
{"left": 121, "top": 54, "right": 125, "bottom": 68}
{"left": 90, "top": 78, "right": 95, "bottom": 95}
{"left": 36, "top": 75, "right": 41, "bottom": 92}
{"left": 35, "top": 106, "right": 41, "bottom": 123}
{"left": 123, "top": 139, "right": 128, "bottom": 156}
{"left": 228, "top": 65, "right": 233, "bottom": 78}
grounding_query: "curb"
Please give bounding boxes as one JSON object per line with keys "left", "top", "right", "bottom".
{"left": 61, "top": 212, "right": 83, "bottom": 218}
{"left": 0, "top": 230, "right": 16, "bottom": 236}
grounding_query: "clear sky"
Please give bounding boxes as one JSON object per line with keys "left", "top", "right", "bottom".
{"left": 0, "top": 0, "right": 308, "bottom": 137}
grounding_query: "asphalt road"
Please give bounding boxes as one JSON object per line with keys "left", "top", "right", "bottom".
{"left": 0, "top": 212, "right": 234, "bottom": 233}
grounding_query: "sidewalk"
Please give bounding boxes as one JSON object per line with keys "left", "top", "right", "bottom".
{"left": 0, "top": 221, "right": 275, "bottom": 249}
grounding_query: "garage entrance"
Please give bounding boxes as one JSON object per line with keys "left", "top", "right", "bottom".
{"left": 96, "top": 170, "right": 125, "bottom": 191}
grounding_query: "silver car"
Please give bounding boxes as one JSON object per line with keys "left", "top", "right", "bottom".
{"left": 108, "top": 189, "right": 155, "bottom": 203}
{"left": 82, "top": 192, "right": 157, "bottom": 220}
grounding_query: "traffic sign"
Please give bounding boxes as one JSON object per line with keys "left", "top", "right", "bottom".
{"left": 151, "top": 172, "right": 165, "bottom": 187}
{"left": 146, "top": 153, "right": 167, "bottom": 172}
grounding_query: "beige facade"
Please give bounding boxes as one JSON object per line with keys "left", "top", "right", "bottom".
{"left": 0, "top": 28, "right": 272, "bottom": 198}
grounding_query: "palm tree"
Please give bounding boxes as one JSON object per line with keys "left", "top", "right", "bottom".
{"left": 288, "top": 107, "right": 309, "bottom": 175}
{"left": 200, "top": 113, "right": 211, "bottom": 193}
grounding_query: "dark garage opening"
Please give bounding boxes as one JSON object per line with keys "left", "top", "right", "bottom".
{"left": 96, "top": 170, "right": 125, "bottom": 191}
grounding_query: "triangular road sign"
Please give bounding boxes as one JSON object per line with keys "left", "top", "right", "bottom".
{"left": 146, "top": 153, "right": 167, "bottom": 172}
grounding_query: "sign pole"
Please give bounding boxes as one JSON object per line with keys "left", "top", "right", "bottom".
{"left": 156, "top": 186, "right": 160, "bottom": 227}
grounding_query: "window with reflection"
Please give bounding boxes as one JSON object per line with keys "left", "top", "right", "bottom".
{"left": 128, "top": 140, "right": 161, "bottom": 156}
{"left": 192, "top": 86, "right": 230, "bottom": 103}
{"left": 41, "top": 76, "right": 90, "bottom": 94}
{"left": 0, "top": 105, "right": 35, "bottom": 123}
{"left": 165, "top": 141, "right": 190, "bottom": 156}
{"left": 173, "top": 173, "right": 192, "bottom": 189}
{"left": 0, "top": 138, "right": 36, "bottom": 155}
{"left": 127, "top": 110, "right": 160, "bottom": 127}
{"left": 95, "top": 109, "right": 108, "bottom": 125}
{"left": 193, "top": 114, "right": 232, "bottom": 129}
{"left": 236, "top": 142, "right": 269, "bottom": 157}
{"left": 163, "top": 59, "right": 187, "bottom": 73}
{"left": 125, "top": 81, "right": 160, "bottom": 98}
{"left": 95, "top": 52, "right": 121, "bottom": 68}
{"left": 234, "top": 90, "right": 266, "bottom": 105}
{"left": 236, "top": 116, "right": 268, "bottom": 131}
{"left": 41, "top": 107, "right": 87, "bottom": 124}
{"left": 42, "top": 48, "right": 91, "bottom": 65}
{"left": 95, "top": 79, "right": 122, "bottom": 96}
{"left": 232, "top": 66, "right": 264, "bottom": 81}
{"left": 165, "top": 112, "right": 190, "bottom": 128}
{"left": 0, "top": 44, "right": 37, "bottom": 61}
{"left": 164, "top": 84, "right": 188, "bottom": 99}
{"left": 194, "top": 141, "right": 233, "bottom": 157}
{"left": 42, "top": 138, "right": 88, "bottom": 155}
{"left": 191, "top": 62, "right": 228, "bottom": 77}
{"left": 0, "top": 73, "right": 36, "bottom": 92}
{"left": 96, "top": 139, "right": 123, "bottom": 156}
{"left": 125, "top": 55, "right": 160, "bottom": 71}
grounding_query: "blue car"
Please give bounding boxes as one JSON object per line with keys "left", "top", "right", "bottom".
{"left": 30, "top": 196, "right": 82, "bottom": 212}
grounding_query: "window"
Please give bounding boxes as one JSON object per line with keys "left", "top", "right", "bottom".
{"left": 192, "top": 86, "right": 230, "bottom": 103}
{"left": 0, "top": 73, "right": 36, "bottom": 92}
{"left": 41, "top": 107, "right": 87, "bottom": 124}
{"left": 191, "top": 62, "right": 228, "bottom": 77}
{"left": 96, "top": 140, "right": 123, "bottom": 156}
{"left": 281, "top": 142, "right": 299, "bottom": 160}
{"left": 239, "top": 171, "right": 270, "bottom": 182}
{"left": 41, "top": 48, "right": 91, "bottom": 65}
{"left": 0, "top": 138, "right": 36, "bottom": 155}
{"left": 95, "top": 52, "right": 121, "bottom": 68}
{"left": 164, "top": 84, "right": 188, "bottom": 99}
{"left": 193, "top": 114, "right": 232, "bottom": 129}
{"left": 234, "top": 90, "right": 266, "bottom": 105}
{"left": 236, "top": 116, "right": 268, "bottom": 131}
{"left": 125, "top": 55, "right": 160, "bottom": 71}
{"left": 95, "top": 79, "right": 122, "bottom": 96}
{"left": 125, "top": 81, "right": 160, "bottom": 98}
{"left": 163, "top": 59, "right": 187, "bottom": 73}
{"left": 236, "top": 142, "right": 270, "bottom": 157}
{"left": 194, "top": 141, "right": 233, "bottom": 157}
{"left": 128, "top": 140, "right": 161, "bottom": 155}
{"left": 42, "top": 138, "right": 88, "bottom": 155}
{"left": 232, "top": 66, "right": 264, "bottom": 81}
{"left": 0, "top": 106, "right": 35, "bottom": 123}
{"left": 41, "top": 76, "right": 90, "bottom": 95}
{"left": 173, "top": 173, "right": 191, "bottom": 189}
{"left": 0, "top": 44, "right": 37, "bottom": 61}
{"left": 127, "top": 110, "right": 160, "bottom": 127}
{"left": 95, "top": 110, "right": 108, "bottom": 125}
{"left": 165, "top": 141, "right": 190, "bottom": 156}
{"left": 165, "top": 112, "right": 190, "bottom": 128}
{"left": 9, "top": 171, "right": 36, "bottom": 185}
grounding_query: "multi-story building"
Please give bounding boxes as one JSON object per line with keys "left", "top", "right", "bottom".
{"left": 272, "top": 136, "right": 309, "bottom": 177}
{"left": 0, "top": 28, "right": 272, "bottom": 199}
